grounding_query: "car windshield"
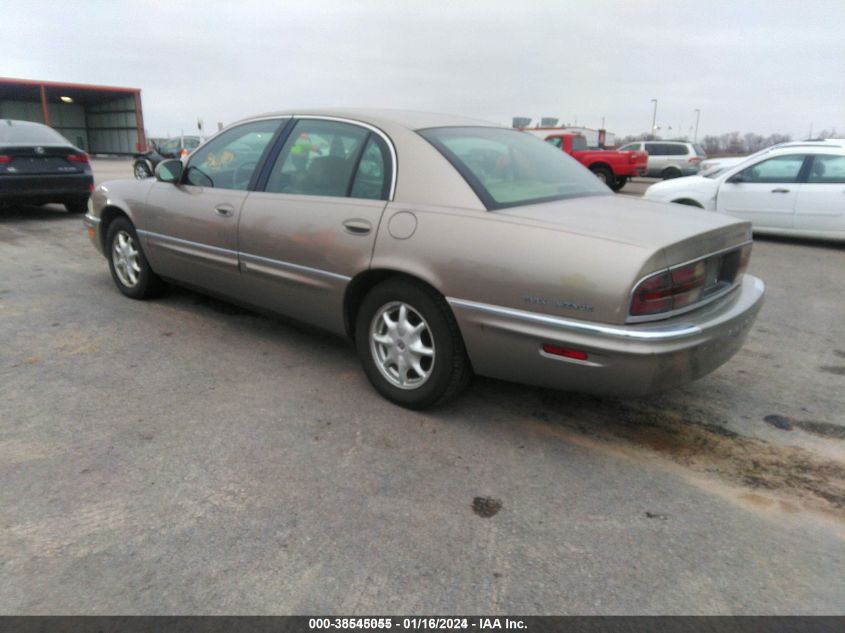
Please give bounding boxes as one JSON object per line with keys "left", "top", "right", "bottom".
{"left": 0, "top": 122, "right": 70, "bottom": 145}
{"left": 419, "top": 126, "right": 609, "bottom": 210}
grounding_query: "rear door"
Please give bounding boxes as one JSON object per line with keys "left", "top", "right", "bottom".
{"left": 794, "top": 153, "right": 845, "bottom": 233}
{"left": 716, "top": 154, "right": 808, "bottom": 229}
{"left": 142, "top": 118, "right": 285, "bottom": 294}
{"left": 237, "top": 117, "right": 394, "bottom": 334}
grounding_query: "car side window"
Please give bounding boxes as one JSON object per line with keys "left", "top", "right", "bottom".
{"left": 738, "top": 155, "right": 806, "bottom": 183}
{"left": 349, "top": 136, "right": 389, "bottom": 200}
{"left": 545, "top": 137, "right": 562, "bottom": 149}
{"left": 265, "top": 119, "right": 370, "bottom": 197}
{"left": 571, "top": 136, "right": 588, "bottom": 151}
{"left": 184, "top": 119, "right": 282, "bottom": 190}
{"left": 619, "top": 143, "right": 640, "bottom": 151}
{"left": 670, "top": 144, "right": 689, "bottom": 156}
{"left": 806, "top": 155, "right": 845, "bottom": 184}
{"left": 645, "top": 143, "right": 664, "bottom": 155}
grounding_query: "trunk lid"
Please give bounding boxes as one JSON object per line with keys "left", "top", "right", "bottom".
{"left": 499, "top": 194, "right": 751, "bottom": 265}
{"left": 0, "top": 145, "right": 86, "bottom": 175}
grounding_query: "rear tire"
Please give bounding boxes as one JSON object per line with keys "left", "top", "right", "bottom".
{"left": 610, "top": 176, "right": 628, "bottom": 192}
{"left": 64, "top": 197, "right": 88, "bottom": 214}
{"left": 661, "top": 167, "right": 682, "bottom": 179}
{"left": 590, "top": 166, "right": 614, "bottom": 187}
{"left": 355, "top": 278, "right": 471, "bottom": 409}
{"left": 105, "top": 217, "right": 165, "bottom": 299}
{"left": 134, "top": 160, "right": 153, "bottom": 179}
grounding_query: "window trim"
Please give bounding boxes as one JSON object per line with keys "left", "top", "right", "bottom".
{"left": 180, "top": 116, "right": 292, "bottom": 191}
{"left": 735, "top": 153, "right": 811, "bottom": 184}
{"left": 418, "top": 126, "right": 609, "bottom": 211}
{"left": 805, "top": 153, "right": 845, "bottom": 184}
{"left": 269, "top": 115, "right": 397, "bottom": 200}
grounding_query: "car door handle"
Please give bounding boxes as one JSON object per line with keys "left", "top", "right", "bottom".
{"left": 342, "top": 219, "right": 371, "bottom": 235}
{"left": 214, "top": 203, "right": 235, "bottom": 216}
{"left": 771, "top": 188, "right": 790, "bottom": 193}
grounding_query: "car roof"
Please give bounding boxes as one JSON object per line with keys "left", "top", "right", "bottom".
{"left": 764, "top": 144, "right": 845, "bottom": 156}
{"left": 1, "top": 118, "right": 51, "bottom": 129}
{"left": 238, "top": 108, "right": 503, "bottom": 131}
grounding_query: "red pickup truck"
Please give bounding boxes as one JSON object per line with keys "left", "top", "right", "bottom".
{"left": 525, "top": 131, "right": 648, "bottom": 191}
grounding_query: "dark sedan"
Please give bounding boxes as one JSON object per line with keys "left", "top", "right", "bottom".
{"left": 0, "top": 119, "right": 93, "bottom": 213}
{"left": 132, "top": 136, "right": 201, "bottom": 179}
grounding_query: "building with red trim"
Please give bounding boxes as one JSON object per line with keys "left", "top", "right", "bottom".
{"left": 0, "top": 77, "right": 146, "bottom": 154}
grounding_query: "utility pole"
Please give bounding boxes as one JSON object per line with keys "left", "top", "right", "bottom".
{"left": 694, "top": 108, "right": 701, "bottom": 142}
{"left": 650, "top": 99, "right": 658, "bottom": 138}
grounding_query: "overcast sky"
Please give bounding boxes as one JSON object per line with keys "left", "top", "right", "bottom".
{"left": 5, "top": 0, "right": 844, "bottom": 139}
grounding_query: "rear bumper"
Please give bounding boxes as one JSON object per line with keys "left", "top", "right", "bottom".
{"left": 0, "top": 173, "right": 93, "bottom": 200}
{"left": 448, "top": 274, "right": 765, "bottom": 397}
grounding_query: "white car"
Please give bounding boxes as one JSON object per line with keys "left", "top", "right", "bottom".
{"left": 699, "top": 139, "right": 844, "bottom": 174}
{"left": 643, "top": 145, "right": 845, "bottom": 241}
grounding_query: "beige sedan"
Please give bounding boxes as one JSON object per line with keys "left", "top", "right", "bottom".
{"left": 84, "top": 109, "right": 765, "bottom": 408}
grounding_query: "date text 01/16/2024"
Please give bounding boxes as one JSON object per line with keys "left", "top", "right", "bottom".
{"left": 308, "top": 618, "right": 527, "bottom": 630}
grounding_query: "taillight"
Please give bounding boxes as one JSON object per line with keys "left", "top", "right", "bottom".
{"left": 630, "top": 270, "right": 673, "bottom": 316}
{"left": 67, "top": 153, "right": 89, "bottom": 163}
{"left": 0, "top": 155, "right": 11, "bottom": 164}
{"left": 689, "top": 156, "right": 701, "bottom": 164}
{"left": 631, "top": 261, "right": 708, "bottom": 316}
{"left": 180, "top": 148, "right": 189, "bottom": 157}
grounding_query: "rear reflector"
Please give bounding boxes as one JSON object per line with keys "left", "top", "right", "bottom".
{"left": 67, "top": 153, "right": 89, "bottom": 163}
{"left": 542, "top": 344, "right": 589, "bottom": 361}
{"left": 0, "top": 155, "right": 11, "bottom": 164}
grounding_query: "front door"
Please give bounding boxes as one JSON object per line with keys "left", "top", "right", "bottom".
{"left": 142, "top": 118, "right": 285, "bottom": 294}
{"left": 716, "top": 154, "right": 808, "bottom": 229}
{"left": 237, "top": 118, "right": 394, "bottom": 334}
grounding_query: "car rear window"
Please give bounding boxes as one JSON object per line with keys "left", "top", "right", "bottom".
{"left": 0, "top": 122, "right": 70, "bottom": 145}
{"left": 419, "top": 126, "right": 609, "bottom": 210}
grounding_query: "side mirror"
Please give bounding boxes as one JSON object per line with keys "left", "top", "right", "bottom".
{"left": 155, "top": 159, "right": 183, "bottom": 183}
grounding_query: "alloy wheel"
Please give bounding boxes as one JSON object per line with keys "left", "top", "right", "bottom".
{"left": 369, "top": 301, "right": 435, "bottom": 390}
{"left": 112, "top": 230, "right": 141, "bottom": 287}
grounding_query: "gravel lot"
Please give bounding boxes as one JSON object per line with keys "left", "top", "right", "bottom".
{"left": 1, "top": 159, "right": 843, "bottom": 614}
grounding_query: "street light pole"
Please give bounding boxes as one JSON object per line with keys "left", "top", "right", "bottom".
{"left": 694, "top": 108, "right": 701, "bottom": 143}
{"left": 651, "top": 99, "right": 658, "bottom": 137}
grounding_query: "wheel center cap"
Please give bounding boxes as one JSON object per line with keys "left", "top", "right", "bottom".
{"left": 397, "top": 340, "right": 406, "bottom": 351}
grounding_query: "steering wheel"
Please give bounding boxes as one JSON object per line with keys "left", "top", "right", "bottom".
{"left": 233, "top": 161, "right": 258, "bottom": 190}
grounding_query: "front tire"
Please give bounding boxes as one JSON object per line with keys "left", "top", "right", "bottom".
{"left": 105, "top": 217, "right": 165, "bottom": 299}
{"left": 355, "top": 279, "right": 471, "bottom": 409}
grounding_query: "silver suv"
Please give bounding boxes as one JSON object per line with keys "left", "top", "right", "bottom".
{"left": 618, "top": 141, "right": 705, "bottom": 179}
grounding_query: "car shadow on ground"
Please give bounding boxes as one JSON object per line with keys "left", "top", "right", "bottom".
{"left": 151, "top": 281, "right": 845, "bottom": 521}
{"left": 752, "top": 233, "right": 845, "bottom": 251}
{"left": 0, "top": 203, "right": 79, "bottom": 223}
